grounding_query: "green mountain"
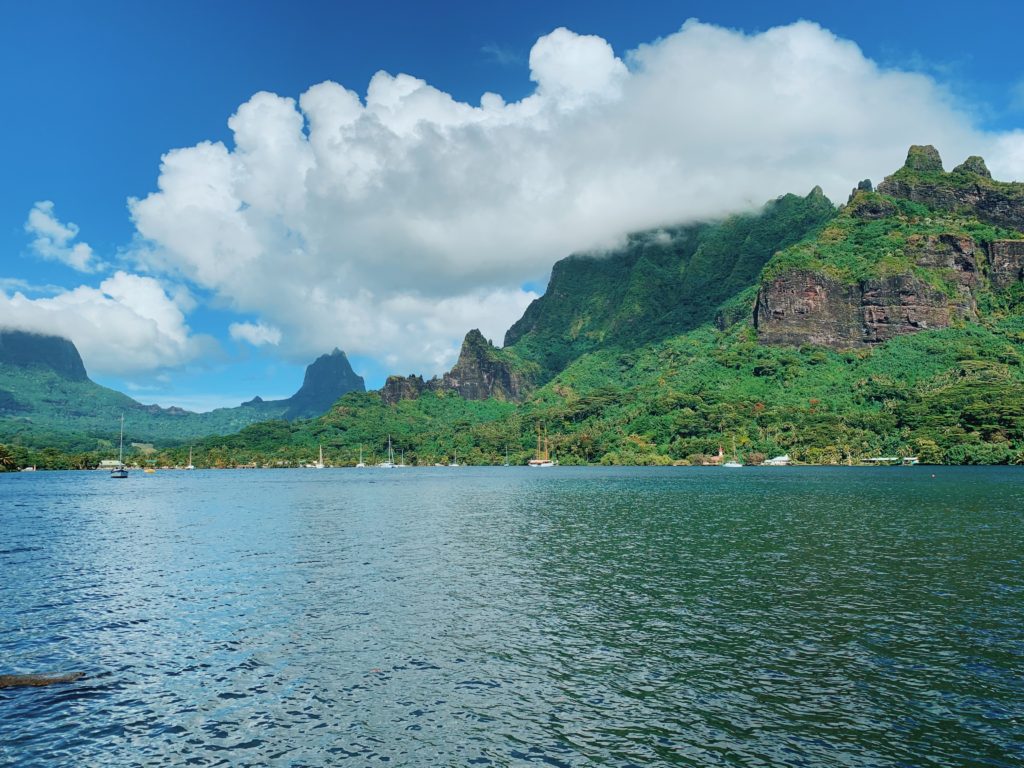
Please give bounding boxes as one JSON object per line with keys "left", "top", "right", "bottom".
{"left": 7, "top": 145, "right": 1024, "bottom": 469}
{"left": 189, "top": 146, "right": 1024, "bottom": 468}
{"left": 504, "top": 187, "right": 837, "bottom": 380}
{"left": 0, "top": 332, "right": 365, "bottom": 452}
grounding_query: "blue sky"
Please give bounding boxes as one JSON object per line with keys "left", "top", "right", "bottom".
{"left": 2, "top": 0, "right": 1024, "bottom": 410}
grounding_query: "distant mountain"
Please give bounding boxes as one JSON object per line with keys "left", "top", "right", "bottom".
{"left": 0, "top": 329, "right": 364, "bottom": 450}
{"left": 282, "top": 348, "right": 365, "bottom": 419}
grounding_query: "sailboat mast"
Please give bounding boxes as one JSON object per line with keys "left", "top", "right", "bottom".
{"left": 118, "top": 414, "right": 124, "bottom": 464}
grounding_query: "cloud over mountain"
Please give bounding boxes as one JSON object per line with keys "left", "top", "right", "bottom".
{"left": 0, "top": 271, "right": 206, "bottom": 376}
{"left": 124, "top": 20, "right": 1023, "bottom": 376}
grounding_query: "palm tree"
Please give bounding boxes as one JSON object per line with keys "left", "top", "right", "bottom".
{"left": 0, "top": 444, "right": 16, "bottom": 471}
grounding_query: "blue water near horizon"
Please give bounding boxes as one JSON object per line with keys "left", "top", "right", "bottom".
{"left": 1, "top": 466, "right": 1022, "bottom": 766}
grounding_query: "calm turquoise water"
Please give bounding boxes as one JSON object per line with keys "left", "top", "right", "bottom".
{"left": 1, "top": 467, "right": 1022, "bottom": 766}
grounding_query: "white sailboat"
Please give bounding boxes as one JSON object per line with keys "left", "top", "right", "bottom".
{"left": 377, "top": 436, "right": 396, "bottom": 468}
{"left": 503, "top": 446, "right": 510, "bottom": 467}
{"left": 111, "top": 414, "right": 128, "bottom": 478}
{"left": 722, "top": 438, "right": 743, "bottom": 468}
{"left": 527, "top": 427, "right": 555, "bottom": 467}
{"left": 448, "top": 449, "right": 459, "bottom": 467}
{"left": 185, "top": 446, "right": 195, "bottom": 470}
{"left": 314, "top": 444, "right": 326, "bottom": 469}
{"left": 355, "top": 445, "right": 366, "bottom": 468}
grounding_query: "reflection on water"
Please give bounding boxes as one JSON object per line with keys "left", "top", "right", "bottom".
{"left": 1, "top": 467, "right": 1022, "bottom": 766}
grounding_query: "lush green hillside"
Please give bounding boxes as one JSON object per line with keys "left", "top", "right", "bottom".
{"left": 505, "top": 187, "right": 836, "bottom": 379}
{"left": 157, "top": 316, "right": 1020, "bottom": 470}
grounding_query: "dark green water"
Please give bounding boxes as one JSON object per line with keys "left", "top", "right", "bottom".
{"left": 1, "top": 467, "right": 1021, "bottom": 766}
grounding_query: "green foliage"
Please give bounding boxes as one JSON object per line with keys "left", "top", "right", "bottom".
{"left": 139, "top": 313, "right": 1024, "bottom": 469}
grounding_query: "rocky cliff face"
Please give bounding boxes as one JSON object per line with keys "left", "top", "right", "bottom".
{"left": 0, "top": 329, "right": 88, "bottom": 381}
{"left": 988, "top": 240, "right": 1024, "bottom": 290}
{"left": 282, "top": 348, "right": 365, "bottom": 419}
{"left": 755, "top": 270, "right": 975, "bottom": 348}
{"left": 381, "top": 330, "right": 533, "bottom": 405}
{"left": 876, "top": 145, "right": 1024, "bottom": 231}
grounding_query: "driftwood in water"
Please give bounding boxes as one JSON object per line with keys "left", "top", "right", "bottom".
{"left": 0, "top": 672, "right": 85, "bottom": 689}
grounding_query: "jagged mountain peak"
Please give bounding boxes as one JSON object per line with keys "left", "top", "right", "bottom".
{"left": 953, "top": 155, "right": 991, "bottom": 178}
{"left": 284, "top": 347, "right": 365, "bottom": 419}
{"left": 902, "top": 144, "right": 944, "bottom": 173}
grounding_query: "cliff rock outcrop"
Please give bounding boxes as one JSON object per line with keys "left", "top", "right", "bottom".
{"left": 988, "top": 240, "right": 1024, "bottom": 291}
{"left": 755, "top": 270, "right": 975, "bottom": 348}
{"left": 755, "top": 146, "right": 1024, "bottom": 350}
{"left": 440, "top": 329, "right": 529, "bottom": 401}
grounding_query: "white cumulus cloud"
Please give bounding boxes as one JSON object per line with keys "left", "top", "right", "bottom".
{"left": 0, "top": 271, "right": 208, "bottom": 376}
{"left": 229, "top": 321, "right": 282, "bottom": 346}
{"left": 25, "top": 201, "right": 103, "bottom": 273}
{"left": 124, "top": 20, "right": 1024, "bottom": 378}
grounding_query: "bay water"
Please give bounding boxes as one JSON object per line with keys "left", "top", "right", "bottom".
{"left": 1, "top": 467, "right": 1021, "bottom": 766}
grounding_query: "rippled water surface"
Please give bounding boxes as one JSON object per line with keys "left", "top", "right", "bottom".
{"left": 2, "top": 467, "right": 1022, "bottom": 766}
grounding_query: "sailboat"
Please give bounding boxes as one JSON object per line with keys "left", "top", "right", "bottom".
{"left": 185, "top": 446, "right": 195, "bottom": 471}
{"left": 314, "top": 444, "right": 326, "bottom": 469}
{"left": 527, "top": 426, "right": 555, "bottom": 467}
{"left": 377, "top": 436, "right": 396, "bottom": 468}
{"left": 355, "top": 445, "right": 366, "bottom": 468}
{"left": 722, "top": 437, "right": 743, "bottom": 468}
{"left": 399, "top": 449, "right": 407, "bottom": 468}
{"left": 110, "top": 414, "right": 128, "bottom": 478}
{"left": 448, "top": 449, "right": 459, "bottom": 468}
{"left": 503, "top": 446, "right": 510, "bottom": 467}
